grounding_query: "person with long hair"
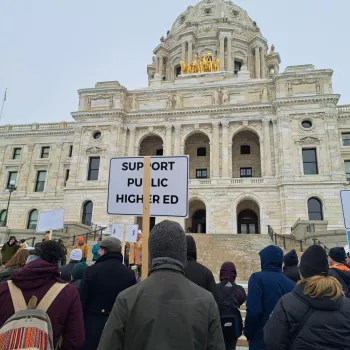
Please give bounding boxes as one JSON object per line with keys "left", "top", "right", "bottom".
{"left": 264, "top": 245, "right": 350, "bottom": 350}
{"left": 0, "top": 249, "right": 29, "bottom": 281}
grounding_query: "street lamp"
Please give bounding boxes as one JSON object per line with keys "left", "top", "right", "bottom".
{"left": 4, "top": 180, "right": 17, "bottom": 227}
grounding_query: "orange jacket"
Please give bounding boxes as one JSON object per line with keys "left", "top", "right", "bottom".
{"left": 73, "top": 243, "right": 88, "bottom": 259}
{"left": 129, "top": 239, "right": 142, "bottom": 266}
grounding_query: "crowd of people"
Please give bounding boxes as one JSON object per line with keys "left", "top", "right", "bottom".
{"left": 0, "top": 226, "right": 349, "bottom": 350}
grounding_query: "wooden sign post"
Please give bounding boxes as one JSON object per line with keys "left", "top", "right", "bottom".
{"left": 141, "top": 156, "right": 151, "bottom": 280}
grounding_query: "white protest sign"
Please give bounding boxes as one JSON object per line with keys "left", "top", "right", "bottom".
{"left": 111, "top": 223, "right": 123, "bottom": 241}
{"left": 107, "top": 156, "right": 189, "bottom": 217}
{"left": 126, "top": 224, "right": 138, "bottom": 243}
{"left": 340, "top": 190, "right": 350, "bottom": 230}
{"left": 36, "top": 209, "right": 64, "bottom": 233}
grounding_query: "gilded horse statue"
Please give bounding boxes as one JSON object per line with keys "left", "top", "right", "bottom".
{"left": 180, "top": 53, "right": 221, "bottom": 75}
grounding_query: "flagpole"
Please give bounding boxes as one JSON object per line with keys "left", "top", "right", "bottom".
{"left": 0, "top": 88, "right": 7, "bottom": 122}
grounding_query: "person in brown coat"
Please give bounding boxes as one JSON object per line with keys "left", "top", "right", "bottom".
{"left": 1, "top": 236, "right": 19, "bottom": 265}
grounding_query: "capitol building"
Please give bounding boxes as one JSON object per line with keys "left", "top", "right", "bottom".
{"left": 1, "top": 0, "right": 350, "bottom": 236}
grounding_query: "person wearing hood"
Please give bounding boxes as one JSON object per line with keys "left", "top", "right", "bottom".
{"left": 184, "top": 235, "right": 218, "bottom": 303}
{"left": 283, "top": 249, "right": 301, "bottom": 283}
{"left": 264, "top": 245, "right": 350, "bottom": 350}
{"left": 244, "top": 245, "right": 295, "bottom": 350}
{"left": 0, "top": 249, "right": 29, "bottom": 281}
{"left": 71, "top": 262, "right": 88, "bottom": 288}
{"left": 74, "top": 236, "right": 88, "bottom": 262}
{"left": 216, "top": 262, "right": 247, "bottom": 350}
{"left": 92, "top": 237, "right": 102, "bottom": 262}
{"left": 0, "top": 240, "right": 85, "bottom": 350}
{"left": 60, "top": 248, "right": 83, "bottom": 282}
{"left": 1, "top": 236, "right": 19, "bottom": 265}
{"left": 98, "top": 220, "right": 225, "bottom": 350}
{"left": 328, "top": 246, "right": 350, "bottom": 298}
{"left": 79, "top": 237, "right": 136, "bottom": 350}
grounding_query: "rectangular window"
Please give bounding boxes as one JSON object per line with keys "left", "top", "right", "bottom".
{"left": 64, "top": 169, "right": 70, "bottom": 187}
{"left": 302, "top": 148, "right": 318, "bottom": 175}
{"left": 35, "top": 171, "right": 46, "bottom": 192}
{"left": 88, "top": 157, "right": 100, "bottom": 181}
{"left": 13, "top": 148, "right": 22, "bottom": 160}
{"left": 7, "top": 172, "right": 18, "bottom": 189}
{"left": 69, "top": 145, "right": 73, "bottom": 158}
{"left": 240, "top": 145, "right": 250, "bottom": 155}
{"left": 342, "top": 133, "right": 350, "bottom": 147}
{"left": 196, "top": 169, "right": 208, "bottom": 179}
{"left": 41, "top": 146, "right": 50, "bottom": 159}
{"left": 345, "top": 161, "right": 350, "bottom": 182}
{"left": 240, "top": 168, "right": 252, "bottom": 178}
{"left": 197, "top": 147, "right": 207, "bottom": 157}
{"left": 234, "top": 61, "right": 242, "bottom": 72}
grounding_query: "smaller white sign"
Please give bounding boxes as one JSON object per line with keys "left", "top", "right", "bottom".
{"left": 341, "top": 190, "right": 350, "bottom": 230}
{"left": 111, "top": 223, "right": 123, "bottom": 241}
{"left": 126, "top": 224, "right": 138, "bottom": 243}
{"left": 36, "top": 209, "right": 64, "bottom": 233}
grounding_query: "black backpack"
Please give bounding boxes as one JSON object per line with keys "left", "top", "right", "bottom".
{"left": 217, "top": 284, "right": 243, "bottom": 339}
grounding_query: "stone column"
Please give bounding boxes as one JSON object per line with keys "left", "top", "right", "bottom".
{"left": 260, "top": 48, "right": 266, "bottom": 79}
{"left": 221, "top": 120, "right": 229, "bottom": 177}
{"left": 212, "top": 122, "right": 220, "bottom": 177}
{"left": 165, "top": 125, "right": 172, "bottom": 155}
{"left": 220, "top": 37, "right": 225, "bottom": 70}
{"left": 263, "top": 120, "right": 272, "bottom": 176}
{"left": 174, "top": 125, "right": 181, "bottom": 155}
{"left": 182, "top": 42, "right": 186, "bottom": 62}
{"left": 227, "top": 37, "right": 232, "bottom": 71}
{"left": 19, "top": 144, "right": 34, "bottom": 193}
{"left": 255, "top": 47, "right": 261, "bottom": 79}
{"left": 159, "top": 56, "right": 164, "bottom": 77}
{"left": 46, "top": 143, "right": 63, "bottom": 193}
{"left": 128, "top": 127, "right": 136, "bottom": 156}
{"left": 272, "top": 120, "right": 280, "bottom": 177}
{"left": 156, "top": 57, "right": 160, "bottom": 74}
{"left": 188, "top": 41, "right": 193, "bottom": 64}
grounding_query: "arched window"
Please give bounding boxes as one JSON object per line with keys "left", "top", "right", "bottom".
{"left": 0, "top": 210, "right": 7, "bottom": 227}
{"left": 27, "top": 209, "right": 38, "bottom": 229}
{"left": 82, "top": 201, "right": 93, "bottom": 226}
{"left": 308, "top": 198, "right": 323, "bottom": 221}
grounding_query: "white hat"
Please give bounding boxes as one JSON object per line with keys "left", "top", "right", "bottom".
{"left": 70, "top": 249, "right": 82, "bottom": 261}
{"left": 138, "top": 230, "right": 142, "bottom": 234}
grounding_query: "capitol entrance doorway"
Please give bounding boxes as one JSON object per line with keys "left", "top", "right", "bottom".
{"left": 187, "top": 199, "right": 206, "bottom": 233}
{"left": 237, "top": 200, "right": 260, "bottom": 234}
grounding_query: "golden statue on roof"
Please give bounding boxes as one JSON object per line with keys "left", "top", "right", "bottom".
{"left": 180, "top": 53, "right": 220, "bottom": 75}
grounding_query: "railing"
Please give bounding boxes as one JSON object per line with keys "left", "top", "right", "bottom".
{"left": 24, "top": 236, "right": 36, "bottom": 247}
{"left": 311, "top": 238, "right": 330, "bottom": 253}
{"left": 338, "top": 105, "right": 350, "bottom": 112}
{"left": 71, "top": 224, "right": 107, "bottom": 246}
{"left": 267, "top": 225, "right": 305, "bottom": 252}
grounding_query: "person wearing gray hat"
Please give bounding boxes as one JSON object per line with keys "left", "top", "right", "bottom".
{"left": 79, "top": 236, "right": 136, "bottom": 350}
{"left": 99, "top": 220, "right": 225, "bottom": 350}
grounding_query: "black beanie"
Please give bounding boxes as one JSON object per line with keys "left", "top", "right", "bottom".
{"left": 283, "top": 249, "right": 298, "bottom": 267}
{"left": 149, "top": 220, "right": 187, "bottom": 267}
{"left": 329, "top": 247, "right": 346, "bottom": 264}
{"left": 299, "top": 245, "right": 329, "bottom": 278}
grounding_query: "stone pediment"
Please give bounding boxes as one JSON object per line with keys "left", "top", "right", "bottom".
{"left": 84, "top": 146, "right": 105, "bottom": 155}
{"left": 296, "top": 136, "right": 320, "bottom": 145}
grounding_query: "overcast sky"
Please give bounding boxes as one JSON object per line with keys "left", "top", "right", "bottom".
{"left": 0, "top": 0, "right": 349, "bottom": 125}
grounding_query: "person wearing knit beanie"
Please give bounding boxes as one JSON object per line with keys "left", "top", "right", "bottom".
{"left": 329, "top": 247, "right": 346, "bottom": 264}
{"left": 299, "top": 245, "right": 329, "bottom": 278}
{"left": 328, "top": 246, "right": 350, "bottom": 297}
{"left": 99, "top": 220, "right": 226, "bottom": 350}
{"left": 283, "top": 250, "right": 300, "bottom": 283}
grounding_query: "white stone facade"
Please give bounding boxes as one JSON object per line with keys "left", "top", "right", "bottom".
{"left": 1, "top": 0, "right": 350, "bottom": 235}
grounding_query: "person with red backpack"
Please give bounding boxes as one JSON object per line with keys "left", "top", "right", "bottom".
{"left": 0, "top": 240, "right": 84, "bottom": 350}
{"left": 216, "top": 262, "right": 246, "bottom": 350}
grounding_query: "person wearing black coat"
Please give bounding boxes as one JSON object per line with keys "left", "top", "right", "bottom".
{"left": 184, "top": 235, "right": 219, "bottom": 303}
{"left": 264, "top": 245, "right": 350, "bottom": 350}
{"left": 283, "top": 249, "right": 300, "bottom": 283}
{"left": 79, "top": 237, "right": 136, "bottom": 350}
{"left": 59, "top": 248, "right": 82, "bottom": 281}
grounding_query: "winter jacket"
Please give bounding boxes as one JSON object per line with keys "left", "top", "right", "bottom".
{"left": 59, "top": 260, "right": 80, "bottom": 282}
{"left": 216, "top": 281, "right": 247, "bottom": 312}
{"left": 79, "top": 252, "right": 136, "bottom": 350}
{"left": 71, "top": 279, "right": 82, "bottom": 288}
{"left": 0, "top": 266, "right": 22, "bottom": 282}
{"left": 1, "top": 242, "right": 19, "bottom": 264}
{"left": 0, "top": 259, "right": 84, "bottom": 350}
{"left": 283, "top": 249, "right": 300, "bottom": 283}
{"left": 129, "top": 238, "right": 142, "bottom": 265}
{"left": 73, "top": 243, "right": 88, "bottom": 260}
{"left": 91, "top": 243, "right": 101, "bottom": 261}
{"left": 328, "top": 264, "right": 350, "bottom": 298}
{"left": 264, "top": 283, "right": 350, "bottom": 350}
{"left": 98, "top": 258, "right": 225, "bottom": 350}
{"left": 283, "top": 265, "right": 300, "bottom": 283}
{"left": 184, "top": 235, "right": 219, "bottom": 303}
{"left": 244, "top": 245, "right": 295, "bottom": 350}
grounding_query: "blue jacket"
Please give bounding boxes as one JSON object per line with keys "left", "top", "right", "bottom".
{"left": 92, "top": 243, "right": 101, "bottom": 261}
{"left": 244, "top": 245, "right": 295, "bottom": 350}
